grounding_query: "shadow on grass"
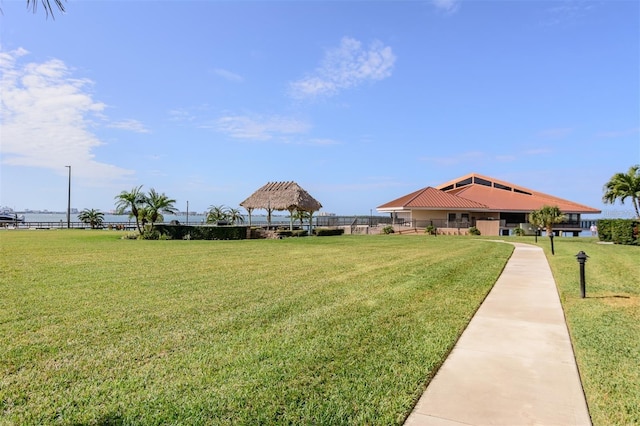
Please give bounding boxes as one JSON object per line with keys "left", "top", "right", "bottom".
{"left": 586, "top": 295, "right": 631, "bottom": 299}
{"left": 72, "top": 414, "right": 124, "bottom": 426}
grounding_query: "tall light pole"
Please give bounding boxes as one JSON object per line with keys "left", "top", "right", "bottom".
{"left": 65, "top": 166, "right": 71, "bottom": 229}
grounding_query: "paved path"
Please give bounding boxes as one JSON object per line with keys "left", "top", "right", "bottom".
{"left": 404, "top": 243, "right": 591, "bottom": 426}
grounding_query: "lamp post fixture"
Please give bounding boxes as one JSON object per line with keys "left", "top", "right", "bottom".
{"left": 65, "top": 165, "right": 71, "bottom": 229}
{"left": 575, "top": 251, "right": 589, "bottom": 298}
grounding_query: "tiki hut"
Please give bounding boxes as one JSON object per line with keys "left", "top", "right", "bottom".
{"left": 240, "top": 181, "right": 322, "bottom": 229}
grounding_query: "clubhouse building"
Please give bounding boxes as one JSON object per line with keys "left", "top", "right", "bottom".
{"left": 377, "top": 173, "right": 601, "bottom": 236}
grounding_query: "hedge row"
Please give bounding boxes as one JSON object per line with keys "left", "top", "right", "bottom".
{"left": 149, "top": 225, "right": 347, "bottom": 240}
{"left": 597, "top": 219, "right": 639, "bottom": 245}
{"left": 314, "top": 228, "right": 345, "bottom": 236}
{"left": 155, "top": 225, "right": 248, "bottom": 240}
{"left": 276, "top": 229, "right": 308, "bottom": 237}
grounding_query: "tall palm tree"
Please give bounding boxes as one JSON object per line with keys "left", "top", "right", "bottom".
{"left": 145, "top": 188, "right": 178, "bottom": 230}
{"left": 114, "top": 185, "right": 146, "bottom": 234}
{"left": 529, "top": 205, "right": 566, "bottom": 255}
{"left": 26, "top": 0, "right": 65, "bottom": 17}
{"left": 602, "top": 165, "right": 640, "bottom": 219}
{"left": 77, "top": 208, "right": 104, "bottom": 229}
{"left": 137, "top": 206, "right": 150, "bottom": 229}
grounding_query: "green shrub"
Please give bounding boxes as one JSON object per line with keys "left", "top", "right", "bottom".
{"left": 468, "top": 226, "right": 481, "bottom": 236}
{"left": 276, "top": 229, "right": 309, "bottom": 238}
{"left": 598, "top": 219, "right": 639, "bottom": 245}
{"left": 425, "top": 225, "right": 436, "bottom": 235}
{"left": 512, "top": 227, "right": 526, "bottom": 236}
{"left": 139, "top": 229, "right": 160, "bottom": 240}
{"left": 382, "top": 225, "right": 395, "bottom": 234}
{"left": 155, "top": 225, "right": 248, "bottom": 240}
{"left": 314, "top": 228, "right": 344, "bottom": 236}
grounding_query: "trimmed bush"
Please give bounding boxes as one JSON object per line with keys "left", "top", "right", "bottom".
{"left": 155, "top": 225, "right": 248, "bottom": 240}
{"left": 139, "top": 229, "right": 161, "bottom": 240}
{"left": 468, "top": 226, "right": 481, "bottom": 236}
{"left": 275, "top": 229, "right": 309, "bottom": 238}
{"left": 512, "top": 227, "right": 526, "bottom": 236}
{"left": 597, "top": 219, "right": 639, "bottom": 245}
{"left": 313, "top": 228, "right": 345, "bottom": 236}
{"left": 382, "top": 225, "right": 395, "bottom": 234}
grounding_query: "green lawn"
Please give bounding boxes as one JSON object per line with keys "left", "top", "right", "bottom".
{"left": 505, "top": 236, "right": 640, "bottom": 425}
{"left": 0, "top": 231, "right": 512, "bottom": 425}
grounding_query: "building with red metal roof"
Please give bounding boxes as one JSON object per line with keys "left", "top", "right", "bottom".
{"left": 377, "top": 173, "right": 600, "bottom": 236}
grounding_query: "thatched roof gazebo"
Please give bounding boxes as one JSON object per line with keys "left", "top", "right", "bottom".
{"left": 240, "top": 181, "right": 322, "bottom": 229}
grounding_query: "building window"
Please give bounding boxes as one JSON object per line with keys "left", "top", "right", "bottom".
{"left": 474, "top": 177, "right": 492, "bottom": 187}
{"left": 494, "top": 183, "right": 512, "bottom": 191}
{"left": 455, "top": 178, "right": 472, "bottom": 188}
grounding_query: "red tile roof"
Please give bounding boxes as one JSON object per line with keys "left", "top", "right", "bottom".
{"left": 378, "top": 173, "right": 601, "bottom": 214}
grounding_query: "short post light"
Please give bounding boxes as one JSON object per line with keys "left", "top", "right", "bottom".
{"left": 575, "top": 251, "right": 589, "bottom": 298}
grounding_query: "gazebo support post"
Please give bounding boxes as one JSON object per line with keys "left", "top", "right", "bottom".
{"left": 288, "top": 208, "right": 295, "bottom": 230}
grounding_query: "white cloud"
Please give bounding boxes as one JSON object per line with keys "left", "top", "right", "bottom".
{"left": 212, "top": 68, "right": 244, "bottom": 83}
{"left": 595, "top": 127, "right": 640, "bottom": 138}
{"left": 432, "top": 0, "right": 460, "bottom": 14}
{"left": 110, "top": 119, "right": 150, "bottom": 133}
{"left": 524, "top": 148, "right": 552, "bottom": 156}
{"left": 289, "top": 37, "right": 396, "bottom": 100}
{"left": 215, "top": 114, "right": 311, "bottom": 141}
{"left": 542, "top": 1, "right": 596, "bottom": 26}
{"left": 537, "top": 127, "right": 573, "bottom": 139}
{"left": 0, "top": 48, "right": 134, "bottom": 182}
{"left": 168, "top": 108, "right": 197, "bottom": 122}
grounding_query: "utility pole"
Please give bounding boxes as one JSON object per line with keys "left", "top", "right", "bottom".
{"left": 65, "top": 165, "right": 71, "bottom": 229}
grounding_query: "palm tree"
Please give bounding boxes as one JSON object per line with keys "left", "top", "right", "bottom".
{"left": 206, "top": 205, "right": 229, "bottom": 224}
{"left": 145, "top": 188, "right": 178, "bottom": 230}
{"left": 26, "top": 0, "right": 65, "bottom": 18}
{"left": 602, "top": 165, "right": 640, "bottom": 219}
{"left": 292, "top": 209, "right": 310, "bottom": 228}
{"left": 137, "top": 206, "right": 150, "bottom": 229}
{"left": 529, "top": 205, "right": 566, "bottom": 255}
{"left": 226, "top": 208, "right": 245, "bottom": 225}
{"left": 77, "top": 208, "right": 104, "bottom": 229}
{"left": 114, "top": 185, "right": 146, "bottom": 234}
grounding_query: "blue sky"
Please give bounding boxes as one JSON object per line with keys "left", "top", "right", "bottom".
{"left": 1, "top": 0, "right": 639, "bottom": 216}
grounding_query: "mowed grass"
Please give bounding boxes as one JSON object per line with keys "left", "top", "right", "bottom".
{"left": 508, "top": 236, "right": 639, "bottom": 425}
{"left": 0, "top": 231, "right": 512, "bottom": 425}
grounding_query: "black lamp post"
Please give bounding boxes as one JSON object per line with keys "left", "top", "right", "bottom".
{"left": 65, "top": 165, "right": 71, "bottom": 229}
{"left": 575, "top": 251, "right": 589, "bottom": 298}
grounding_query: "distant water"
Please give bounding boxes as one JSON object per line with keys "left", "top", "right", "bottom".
{"left": 20, "top": 212, "right": 292, "bottom": 225}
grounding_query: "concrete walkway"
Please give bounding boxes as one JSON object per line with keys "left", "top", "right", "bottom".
{"left": 404, "top": 243, "right": 591, "bottom": 426}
